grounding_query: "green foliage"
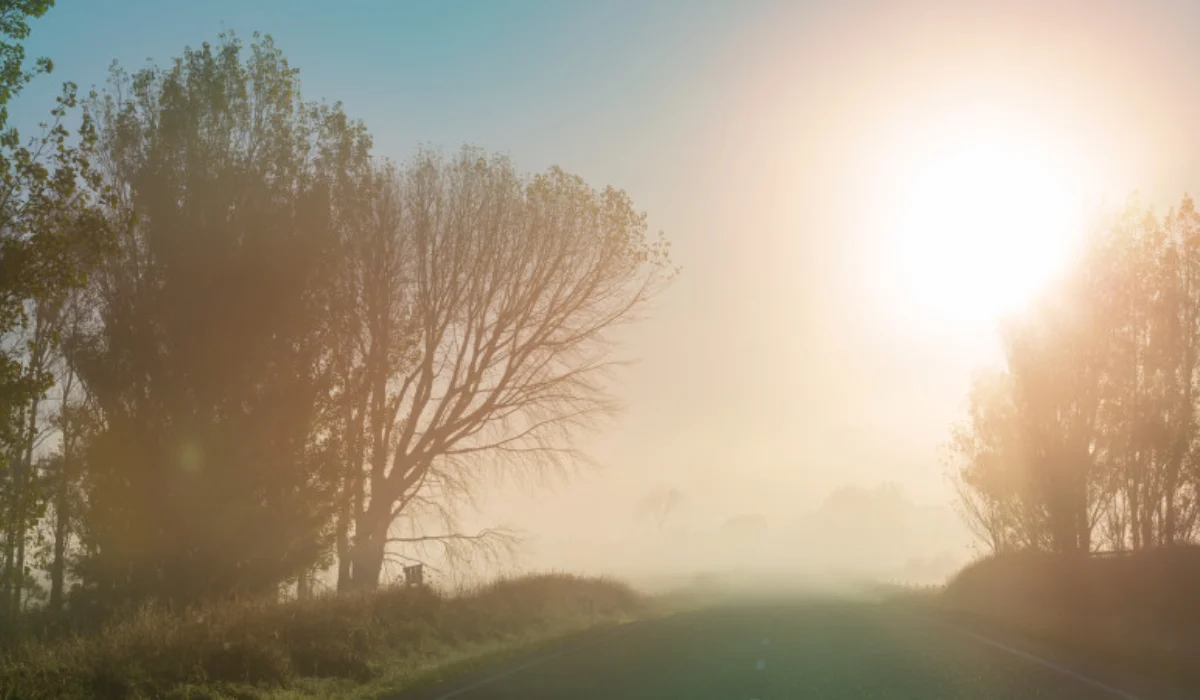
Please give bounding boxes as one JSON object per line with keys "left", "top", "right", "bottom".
{"left": 0, "top": 0, "right": 54, "bottom": 129}
{"left": 0, "top": 79, "right": 110, "bottom": 454}
{"left": 68, "top": 31, "right": 372, "bottom": 608}
{"left": 0, "top": 15, "right": 672, "bottom": 637}
{"left": 0, "top": 0, "right": 116, "bottom": 629}
{"left": 0, "top": 0, "right": 109, "bottom": 452}
{"left": 0, "top": 573, "right": 645, "bottom": 699}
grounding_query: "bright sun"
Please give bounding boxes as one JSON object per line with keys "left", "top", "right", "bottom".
{"left": 889, "top": 124, "right": 1087, "bottom": 325}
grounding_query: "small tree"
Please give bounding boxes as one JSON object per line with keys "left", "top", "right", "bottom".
{"left": 0, "top": 0, "right": 115, "bottom": 625}
{"left": 944, "top": 370, "right": 1045, "bottom": 553}
{"left": 637, "top": 486, "right": 685, "bottom": 533}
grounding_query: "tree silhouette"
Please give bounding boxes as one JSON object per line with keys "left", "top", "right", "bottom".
{"left": 950, "top": 195, "right": 1200, "bottom": 554}
{"left": 332, "top": 151, "right": 674, "bottom": 590}
{"left": 637, "top": 486, "right": 685, "bottom": 532}
{"left": 68, "top": 33, "right": 367, "bottom": 606}
{"left": 0, "top": 0, "right": 115, "bottom": 625}
{"left": 0, "top": 25, "right": 676, "bottom": 612}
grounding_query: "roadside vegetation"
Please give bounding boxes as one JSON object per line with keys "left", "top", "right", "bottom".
{"left": 935, "top": 549, "right": 1200, "bottom": 686}
{"left": 0, "top": 573, "right": 649, "bottom": 699}
{"left": 0, "top": 3, "right": 673, "bottom": 697}
{"left": 947, "top": 191, "right": 1200, "bottom": 556}
{"left": 933, "top": 67, "right": 1200, "bottom": 682}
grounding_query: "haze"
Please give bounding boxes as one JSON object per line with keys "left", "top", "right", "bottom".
{"left": 15, "top": 0, "right": 1200, "bottom": 588}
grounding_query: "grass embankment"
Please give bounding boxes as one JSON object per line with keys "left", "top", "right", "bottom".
{"left": 935, "top": 548, "right": 1200, "bottom": 685}
{"left": 0, "top": 573, "right": 650, "bottom": 699}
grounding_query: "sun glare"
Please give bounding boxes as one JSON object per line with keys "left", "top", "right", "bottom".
{"left": 889, "top": 123, "right": 1086, "bottom": 325}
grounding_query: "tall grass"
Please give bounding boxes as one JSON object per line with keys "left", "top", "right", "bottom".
{"left": 0, "top": 573, "right": 646, "bottom": 699}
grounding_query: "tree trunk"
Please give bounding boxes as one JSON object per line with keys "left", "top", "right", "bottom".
{"left": 1140, "top": 496, "right": 1154, "bottom": 551}
{"left": 1166, "top": 318, "right": 1193, "bottom": 547}
{"left": 1129, "top": 478, "right": 1142, "bottom": 550}
{"left": 347, "top": 498, "right": 390, "bottom": 591}
{"left": 1, "top": 519, "right": 13, "bottom": 624}
{"left": 49, "top": 470, "right": 68, "bottom": 612}
{"left": 1164, "top": 470, "right": 1178, "bottom": 547}
{"left": 13, "top": 519, "right": 24, "bottom": 615}
{"left": 6, "top": 466, "right": 23, "bottom": 621}
{"left": 49, "top": 406, "right": 74, "bottom": 612}
{"left": 335, "top": 355, "right": 369, "bottom": 594}
{"left": 13, "top": 399, "right": 38, "bottom": 618}
{"left": 349, "top": 534, "right": 386, "bottom": 592}
{"left": 1074, "top": 476, "right": 1091, "bottom": 553}
{"left": 336, "top": 429, "right": 367, "bottom": 593}
{"left": 335, "top": 495, "right": 351, "bottom": 592}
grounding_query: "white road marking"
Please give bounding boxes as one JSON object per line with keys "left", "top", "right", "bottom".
{"left": 431, "top": 622, "right": 644, "bottom": 699}
{"left": 953, "top": 626, "right": 1141, "bottom": 700}
{"left": 756, "top": 659, "right": 766, "bottom": 670}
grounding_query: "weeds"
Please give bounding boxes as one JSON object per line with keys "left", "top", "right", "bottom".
{"left": 0, "top": 573, "right": 646, "bottom": 699}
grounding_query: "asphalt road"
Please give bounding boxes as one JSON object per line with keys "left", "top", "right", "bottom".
{"left": 394, "top": 600, "right": 1198, "bottom": 700}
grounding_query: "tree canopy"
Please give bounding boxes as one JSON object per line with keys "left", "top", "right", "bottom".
{"left": 949, "top": 195, "right": 1200, "bottom": 554}
{"left": 0, "top": 22, "right": 674, "bottom": 621}
{"left": 0, "top": 0, "right": 116, "bottom": 626}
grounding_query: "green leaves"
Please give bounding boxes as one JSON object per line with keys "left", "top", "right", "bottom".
{"left": 0, "top": 1, "right": 53, "bottom": 124}
{"left": 0, "top": 19, "right": 674, "bottom": 617}
{"left": 0, "top": 0, "right": 120, "bottom": 625}
{"left": 72, "top": 31, "right": 372, "bottom": 607}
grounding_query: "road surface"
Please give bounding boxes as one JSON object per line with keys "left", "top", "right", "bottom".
{"left": 393, "top": 599, "right": 1196, "bottom": 700}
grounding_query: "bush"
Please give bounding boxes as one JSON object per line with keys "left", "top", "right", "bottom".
{"left": 940, "top": 547, "right": 1200, "bottom": 681}
{"left": 0, "top": 573, "right": 646, "bottom": 699}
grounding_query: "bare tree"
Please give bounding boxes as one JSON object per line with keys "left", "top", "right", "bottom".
{"left": 42, "top": 289, "right": 96, "bottom": 613}
{"left": 637, "top": 486, "right": 685, "bottom": 533}
{"left": 335, "top": 148, "right": 674, "bottom": 590}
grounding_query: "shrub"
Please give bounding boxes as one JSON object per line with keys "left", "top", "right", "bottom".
{"left": 0, "top": 573, "right": 645, "bottom": 699}
{"left": 940, "top": 547, "right": 1200, "bottom": 682}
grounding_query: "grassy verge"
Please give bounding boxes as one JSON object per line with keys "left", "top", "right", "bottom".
{"left": 0, "top": 573, "right": 652, "bottom": 699}
{"left": 922, "top": 549, "right": 1200, "bottom": 687}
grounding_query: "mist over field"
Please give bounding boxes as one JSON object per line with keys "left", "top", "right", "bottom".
{"left": 512, "top": 484, "right": 970, "bottom": 591}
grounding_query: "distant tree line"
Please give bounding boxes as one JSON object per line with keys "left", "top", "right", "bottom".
{"left": 948, "top": 194, "right": 1200, "bottom": 555}
{"left": 0, "top": 7, "right": 673, "bottom": 632}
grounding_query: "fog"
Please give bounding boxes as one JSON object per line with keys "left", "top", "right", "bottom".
{"left": 17, "top": 0, "right": 1200, "bottom": 597}
{"left": 513, "top": 484, "right": 970, "bottom": 592}
{"left": 438, "top": 0, "right": 1200, "bottom": 589}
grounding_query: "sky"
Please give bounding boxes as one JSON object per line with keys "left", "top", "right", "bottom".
{"left": 19, "top": 0, "right": 1200, "bottom": 574}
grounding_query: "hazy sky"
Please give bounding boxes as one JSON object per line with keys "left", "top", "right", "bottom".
{"left": 19, "top": 0, "right": 1200, "bottom": 560}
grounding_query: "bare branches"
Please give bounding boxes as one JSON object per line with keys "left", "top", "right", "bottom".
{"left": 386, "top": 528, "right": 518, "bottom": 547}
{"left": 335, "top": 148, "right": 671, "bottom": 589}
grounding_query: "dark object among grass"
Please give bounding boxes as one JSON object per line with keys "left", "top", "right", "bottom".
{"left": 0, "top": 573, "right": 646, "bottom": 699}
{"left": 940, "top": 547, "right": 1200, "bottom": 684}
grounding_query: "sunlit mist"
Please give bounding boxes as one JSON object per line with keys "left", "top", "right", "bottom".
{"left": 10, "top": 2, "right": 1200, "bottom": 695}
{"left": 881, "top": 110, "right": 1089, "bottom": 325}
